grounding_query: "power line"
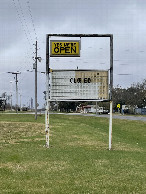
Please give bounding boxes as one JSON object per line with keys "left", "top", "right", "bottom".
{"left": 12, "top": 0, "right": 39, "bottom": 84}
{"left": 17, "top": 0, "right": 33, "bottom": 43}
{"left": 12, "top": 0, "right": 32, "bottom": 49}
{"left": 27, "top": 0, "right": 38, "bottom": 41}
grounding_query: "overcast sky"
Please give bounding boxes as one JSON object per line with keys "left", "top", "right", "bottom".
{"left": 0, "top": 0, "right": 146, "bottom": 108}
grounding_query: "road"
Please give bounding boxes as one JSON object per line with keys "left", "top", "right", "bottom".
{"left": 51, "top": 112, "right": 146, "bottom": 122}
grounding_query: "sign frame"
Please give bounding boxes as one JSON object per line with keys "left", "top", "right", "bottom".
{"left": 45, "top": 34, "right": 113, "bottom": 150}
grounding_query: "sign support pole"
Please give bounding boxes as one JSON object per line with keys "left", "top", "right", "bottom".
{"left": 109, "top": 101, "right": 113, "bottom": 150}
{"left": 109, "top": 35, "right": 113, "bottom": 150}
{"left": 45, "top": 35, "right": 50, "bottom": 148}
{"left": 45, "top": 99, "right": 50, "bottom": 148}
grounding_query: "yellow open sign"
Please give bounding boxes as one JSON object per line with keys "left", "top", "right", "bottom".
{"left": 50, "top": 40, "right": 80, "bottom": 57}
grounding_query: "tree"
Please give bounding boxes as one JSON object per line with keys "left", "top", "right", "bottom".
{"left": 58, "top": 102, "right": 79, "bottom": 112}
{"left": 113, "top": 79, "right": 146, "bottom": 109}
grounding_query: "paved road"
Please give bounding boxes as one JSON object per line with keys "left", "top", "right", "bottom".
{"left": 53, "top": 112, "right": 146, "bottom": 122}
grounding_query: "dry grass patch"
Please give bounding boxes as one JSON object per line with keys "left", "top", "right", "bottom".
{"left": 114, "top": 142, "right": 143, "bottom": 152}
{"left": 0, "top": 122, "right": 45, "bottom": 146}
{"left": 67, "top": 134, "right": 107, "bottom": 148}
{"left": 0, "top": 160, "right": 69, "bottom": 173}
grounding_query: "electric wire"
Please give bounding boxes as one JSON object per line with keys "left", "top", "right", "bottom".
{"left": 17, "top": 0, "right": 33, "bottom": 45}
{"left": 12, "top": 0, "right": 32, "bottom": 49}
{"left": 12, "top": 0, "right": 40, "bottom": 86}
{"left": 27, "top": 0, "right": 38, "bottom": 41}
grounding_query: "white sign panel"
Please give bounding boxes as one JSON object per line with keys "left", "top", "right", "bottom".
{"left": 50, "top": 70, "right": 109, "bottom": 101}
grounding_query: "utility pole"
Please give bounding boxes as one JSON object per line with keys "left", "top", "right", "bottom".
{"left": 20, "top": 94, "right": 22, "bottom": 111}
{"left": 31, "top": 97, "right": 33, "bottom": 111}
{"left": 8, "top": 72, "right": 21, "bottom": 113}
{"left": 10, "top": 81, "right": 13, "bottom": 111}
{"left": 33, "top": 41, "right": 41, "bottom": 120}
{"left": 35, "top": 41, "right": 37, "bottom": 120}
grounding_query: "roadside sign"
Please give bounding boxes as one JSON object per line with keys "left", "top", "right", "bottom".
{"left": 50, "top": 40, "right": 80, "bottom": 57}
{"left": 45, "top": 34, "right": 113, "bottom": 150}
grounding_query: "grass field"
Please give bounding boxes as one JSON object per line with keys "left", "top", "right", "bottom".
{"left": 0, "top": 114, "right": 145, "bottom": 193}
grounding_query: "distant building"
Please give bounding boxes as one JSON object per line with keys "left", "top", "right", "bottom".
{"left": 83, "top": 105, "right": 96, "bottom": 113}
{"left": 135, "top": 108, "right": 146, "bottom": 115}
{"left": 121, "top": 105, "right": 136, "bottom": 114}
{"left": 0, "top": 97, "right": 6, "bottom": 111}
{"left": 76, "top": 105, "right": 108, "bottom": 114}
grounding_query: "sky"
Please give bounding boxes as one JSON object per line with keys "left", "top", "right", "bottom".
{"left": 0, "top": 0, "right": 146, "bottom": 108}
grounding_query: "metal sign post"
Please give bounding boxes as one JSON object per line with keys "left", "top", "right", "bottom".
{"left": 109, "top": 100, "right": 113, "bottom": 150}
{"left": 45, "top": 35, "right": 50, "bottom": 148}
{"left": 46, "top": 34, "right": 113, "bottom": 149}
{"left": 109, "top": 35, "right": 113, "bottom": 150}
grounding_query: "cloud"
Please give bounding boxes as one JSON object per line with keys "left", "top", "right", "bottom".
{"left": 0, "top": 0, "right": 146, "bottom": 107}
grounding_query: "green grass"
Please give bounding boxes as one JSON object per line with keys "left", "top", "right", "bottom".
{"left": 0, "top": 114, "right": 145, "bottom": 193}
